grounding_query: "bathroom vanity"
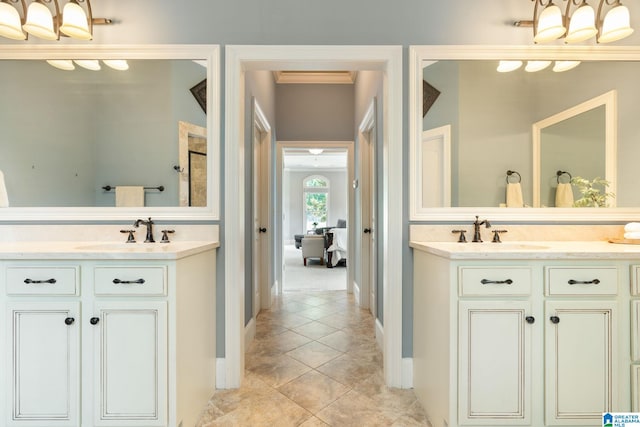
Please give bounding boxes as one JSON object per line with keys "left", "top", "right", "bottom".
{"left": 411, "top": 241, "right": 640, "bottom": 427}
{"left": 0, "top": 241, "right": 218, "bottom": 427}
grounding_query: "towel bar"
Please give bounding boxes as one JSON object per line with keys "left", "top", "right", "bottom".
{"left": 506, "top": 170, "right": 521, "bottom": 183}
{"left": 102, "top": 185, "right": 165, "bottom": 192}
{"left": 556, "top": 170, "right": 572, "bottom": 184}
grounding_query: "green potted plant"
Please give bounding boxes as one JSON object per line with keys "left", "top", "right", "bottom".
{"left": 571, "top": 176, "right": 615, "bottom": 207}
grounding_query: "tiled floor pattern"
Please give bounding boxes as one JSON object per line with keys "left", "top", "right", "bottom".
{"left": 196, "top": 290, "right": 429, "bottom": 426}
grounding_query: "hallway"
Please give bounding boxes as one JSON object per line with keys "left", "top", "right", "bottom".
{"left": 196, "top": 290, "right": 428, "bottom": 426}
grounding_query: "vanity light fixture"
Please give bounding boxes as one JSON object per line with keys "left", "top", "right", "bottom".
{"left": 0, "top": 0, "right": 111, "bottom": 41}
{"left": 46, "top": 59, "right": 74, "bottom": 70}
{"left": 525, "top": 60, "right": 552, "bottom": 72}
{"left": 102, "top": 59, "right": 129, "bottom": 71}
{"left": 520, "top": 0, "right": 633, "bottom": 44}
{"left": 308, "top": 148, "right": 324, "bottom": 155}
{"left": 553, "top": 60, "right": 581, "bottom": 71}
{"left": 497, "top": 59, "right": 581, "bottom": 73}
{"left": 73, "top": 59, "right": 100, "bottom": 70}
{"left": 497, "top": 60, "right": 523, "bottom": 72}
{"left": 46, "top": 59, "right": 129, "bottom": 71}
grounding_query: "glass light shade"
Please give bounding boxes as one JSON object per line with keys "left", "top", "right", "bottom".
{"left": 59, "top": 1, "right": 91, "bottom": 40}
{"left": 73, "top": 59, "right": 100, "bottom": 71}
{"left": 22, "top": 1, "right": 57, "bottom": 40}
{"left": 598, "top": 4, "right": 634, "bottom": 43}
{"left": 553, "top": 60, "right": 581, "bottom": 72}
{"left": 103, "top": 59, "right": 129, "bottom": 71}
{"left": 0, "top": 2, "right": 26, "bottom": 40}
{"left": 47, "top": 59, "right": 75, "bottom": 70}
{"left": 309, "top": 148, "right": 323, "bottom": 155}
{"left": 525, "top": 60, "right": 552, "bottom": 72}
{"left": 565, "top": 4, "right": 597, "bottom": 43}
{"left": 496, "top": 60, "right": 523, "bottom": 72}
{"left": 534, "top": 4, "right": 566, "bottom": 43}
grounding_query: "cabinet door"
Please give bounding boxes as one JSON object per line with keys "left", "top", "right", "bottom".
{"left": 545, "top": 300, "right": 617, "bottom": 426}
{"left": 6, "top": 302, "right": 80, "bottom": 427}
{"left": 91, "top": 301, "right": 167, "bottom": 427}
{"left": 458, "top": 300, "right": 532, "bottom": 425}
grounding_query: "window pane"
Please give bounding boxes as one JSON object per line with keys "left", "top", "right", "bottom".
{"left": 305, "top": 192, "right": 327, "bottom": 229}
{"left": 305, "top": 178, "right": 327, "bottom": 187}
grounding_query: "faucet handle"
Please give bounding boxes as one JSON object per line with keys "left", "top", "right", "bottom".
{"left": 120, "top": 229, "right": 136, "bottom": 243}
{"left": 452, "top": 229, "right": 467, "bottom": 243}
{"left": 492, "top": 230, "right": 508, "bottom": 243}
{"left": 160, "top": 229, "right": 175, "bottom": 243}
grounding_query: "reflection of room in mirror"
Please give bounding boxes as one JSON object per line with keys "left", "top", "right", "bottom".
{"left": 178, "top": 121, "right": 207, "bottom": 207}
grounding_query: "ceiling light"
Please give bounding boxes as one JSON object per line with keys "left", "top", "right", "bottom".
{"left": 496, "top": 60, "right": 523, "bottom": 72}
{"left": 73, "top": 59, "right": 100, "bottom": 70}
{"left": 22, "top": 0, "right": 57, "bottom": 40}
{"left": 59, "top": 0, "right": 91, "bottom": 40}
{"left": 103, "top": 59, "right": 129, "bottom": 71}
{"left": 47, "top": 59, "right": 74, "bottom": 70}
{"left": 309, "top": 148, "right": 323, "bottom": 155}
{"left": 565, "top": 1, "right": 597, "bottom": 43}
{"left": 0, "top": 0, "right": 26, "bottom": 40}
{"left": 522, "top": 0, "right": 633, "bottom": 44}
{"left": 525, "top": 60, "right": 552, "bottom": 72}
{"left": 598, "top": 1, "right": 634, "bottom": 43}
{"left": 553, "top": 60, "right": 581, "bottom": 72}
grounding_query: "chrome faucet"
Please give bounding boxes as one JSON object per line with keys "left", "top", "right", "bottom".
{"left": 133, "top": 217, "right": 155, "bottom": 243}
{"left": 472, "top": 215, "right": 491, "bottom": 242}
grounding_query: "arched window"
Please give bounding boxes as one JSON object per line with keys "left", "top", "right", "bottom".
{"left": 303, "top": 175, "right": 329, "bottom": 231}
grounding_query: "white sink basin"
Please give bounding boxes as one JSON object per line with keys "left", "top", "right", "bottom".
{"left": 76, "top": 242, "right": 176, "bottom": 251}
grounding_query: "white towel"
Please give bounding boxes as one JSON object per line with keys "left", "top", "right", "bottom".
{"left": 625, "top": 223, "right": 640, "bottom": 233}
{"left": 624, "top": 232, "right": 640, "bottom": 240}
{"left": 555, "top": 183, "right": 574, "bottom": 208}
{"left": 506, "top": 182, "right": 523, "bottom": 207}
{"left": 115, "top": 186, "right": 144, "bottom": 207}
{"left": 0, "top": 170, "right": 8, "bottom": 208}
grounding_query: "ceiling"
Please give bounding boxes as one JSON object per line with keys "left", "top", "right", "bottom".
{"left": 283, "top": 149, "right": 347, "bottom": 170}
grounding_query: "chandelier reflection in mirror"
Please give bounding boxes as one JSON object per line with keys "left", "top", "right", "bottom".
{"left": 516, "top": 0, "right": 634, "bottom": 44}
{"left": 0, "top": 0, "right": 112, "bottom": 41}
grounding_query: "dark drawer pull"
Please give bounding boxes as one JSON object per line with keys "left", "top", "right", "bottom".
{"left": 550, "top": 316, "right": 560, "bottom": 324}
{"left": 64, "top": 317, "right": 75, "bottom": 325}
{"left": 480, "top": 279, "right": 513, "bottom": 285}
{"left": 24, "top": 278, "right": 57, "bottom": 284}
{"left": 568, "top": 279, "right": 600, "bottom": 285}
{"left": 90, "top": 317, "right": 100, "bottom": 325}
{"left": 525, "top": 316, "right": 535, "bottom": 324}
{"left": 112, "top": 278, "right": 145, "bottom": 285}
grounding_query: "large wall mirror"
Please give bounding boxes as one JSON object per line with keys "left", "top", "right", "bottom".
{"left": 0, "top": 45, "right": 219, "bottom": 221}
{"left": 410, "top": 45, "right": 640, "bottom": 222}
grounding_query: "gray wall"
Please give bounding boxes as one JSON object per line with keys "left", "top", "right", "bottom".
{"left": 10, "top": 0, "right": 640, "bottom": 362}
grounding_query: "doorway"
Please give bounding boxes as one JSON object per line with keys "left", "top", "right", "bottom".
{"left": 224, "top": 45, "right": 403, "bottom": 388}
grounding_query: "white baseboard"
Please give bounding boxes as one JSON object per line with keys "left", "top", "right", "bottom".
{"left": 245, "top": 317, "right": 256, "bottom": 348}
{"left": 375, "top": 318, "right": 384, "bottom": 351}
{"left": 402, "top": 358, "right": 413, "bottom": 388}
{"left": 216, "top": 358, "right": 226, "bottom": 389}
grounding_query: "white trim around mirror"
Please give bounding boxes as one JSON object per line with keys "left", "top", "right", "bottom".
{"left": 0, "top": 45, "right": 220, "bottom": 221}
{"left": 409, "top": 45, "right": 640, "bottom": 222}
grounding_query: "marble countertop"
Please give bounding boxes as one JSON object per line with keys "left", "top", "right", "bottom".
{"left": 409, "top": 240, "right": 640, "bottom": 260}
{"left": 0, "top": 241, "right": 219, "bottom": 260}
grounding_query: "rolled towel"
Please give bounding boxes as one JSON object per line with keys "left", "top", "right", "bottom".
{"left": 624, "top": 231, "right": 640, "bottom": 240}
{"left": 555, "top": 183, "right": 574, "bottom": 208}
{"left": 625, "top": 223, "right": 640, "bottom": 232}
{"left": 115, "top": 186, "right": 144, "bottom": 207}
{"left": 506, "top": 182, "right": 524, "bottom": 208}
{"left": 0, "top": 170, "right": 8, "bottom": 208}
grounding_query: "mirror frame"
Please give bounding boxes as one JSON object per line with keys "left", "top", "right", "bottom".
{"left": 410, "top": 45, "right": 640, "bottom": 222}
{"left": 532, "top": 90, "right": 617, "bottom": 208}
{"left": 0, "top": 44, "right": 220, "bottom": 221}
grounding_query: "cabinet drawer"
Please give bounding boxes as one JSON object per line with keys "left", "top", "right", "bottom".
{"left": 546, "top": 266, "right": 618, "bottom": 296}
{"left": 459, "top": 267, "right": 531, "bottom": 296}
{"left": 6, "top": 266, "right": 79, "bottom": 295}
{"left": 94, "top": 266, "right": 167, "bottom": 296}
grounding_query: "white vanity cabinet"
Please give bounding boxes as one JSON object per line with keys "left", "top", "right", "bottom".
{"left": 0, "top": 242, "right": 217, "bottom": 427}
{"left": 412, "top": 243, "right": 629, "bottom": 427}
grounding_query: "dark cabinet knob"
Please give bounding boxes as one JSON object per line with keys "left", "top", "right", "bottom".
{"left": 550, "top": 316, "right": 560, "bottom": 324}
{"left": 90, "top": 317, "right": 100, "bottom": 325}
{"left": 364, "top": 228, "right": 372, "bottom": 233}
{"left": 525, "top": 316, "right": 535, "bottom": 324}
{"left": 259, "top": 227, "right": 267, "bottom": 233}
{"left": 64, "top": 317, "right": 75, "bottom": 325}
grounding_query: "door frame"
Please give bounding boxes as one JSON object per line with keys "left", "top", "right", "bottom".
{"left": 224, "top": 45, "right": 403, "bottom": 388}
{"left": 277, "top": 141, "right": 354, "bottom": 296}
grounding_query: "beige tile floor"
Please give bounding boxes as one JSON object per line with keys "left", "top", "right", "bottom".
{"left": 196, "top": 290, "right": 429, "bottom": 426}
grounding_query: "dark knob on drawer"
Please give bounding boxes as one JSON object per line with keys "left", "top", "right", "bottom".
{"left": 525, "top": 316, "right": 535, "bottom": 324}
{"left": 90, "top": 317, "right": 100, "bottom": 325}
{"left": 64, "top": 317, "right": 75, "bottom": 325}
{"left": 112, "top": 278, "right": 145, "bottom": 285}
{"left": 24, "top": 278, "right": 57, "bottom": 284}
{"left": 550, "top": 316, "right": 560, "bottom": 324}
{"left": 568, "top": 279, "right": 600, "bottom": 285}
